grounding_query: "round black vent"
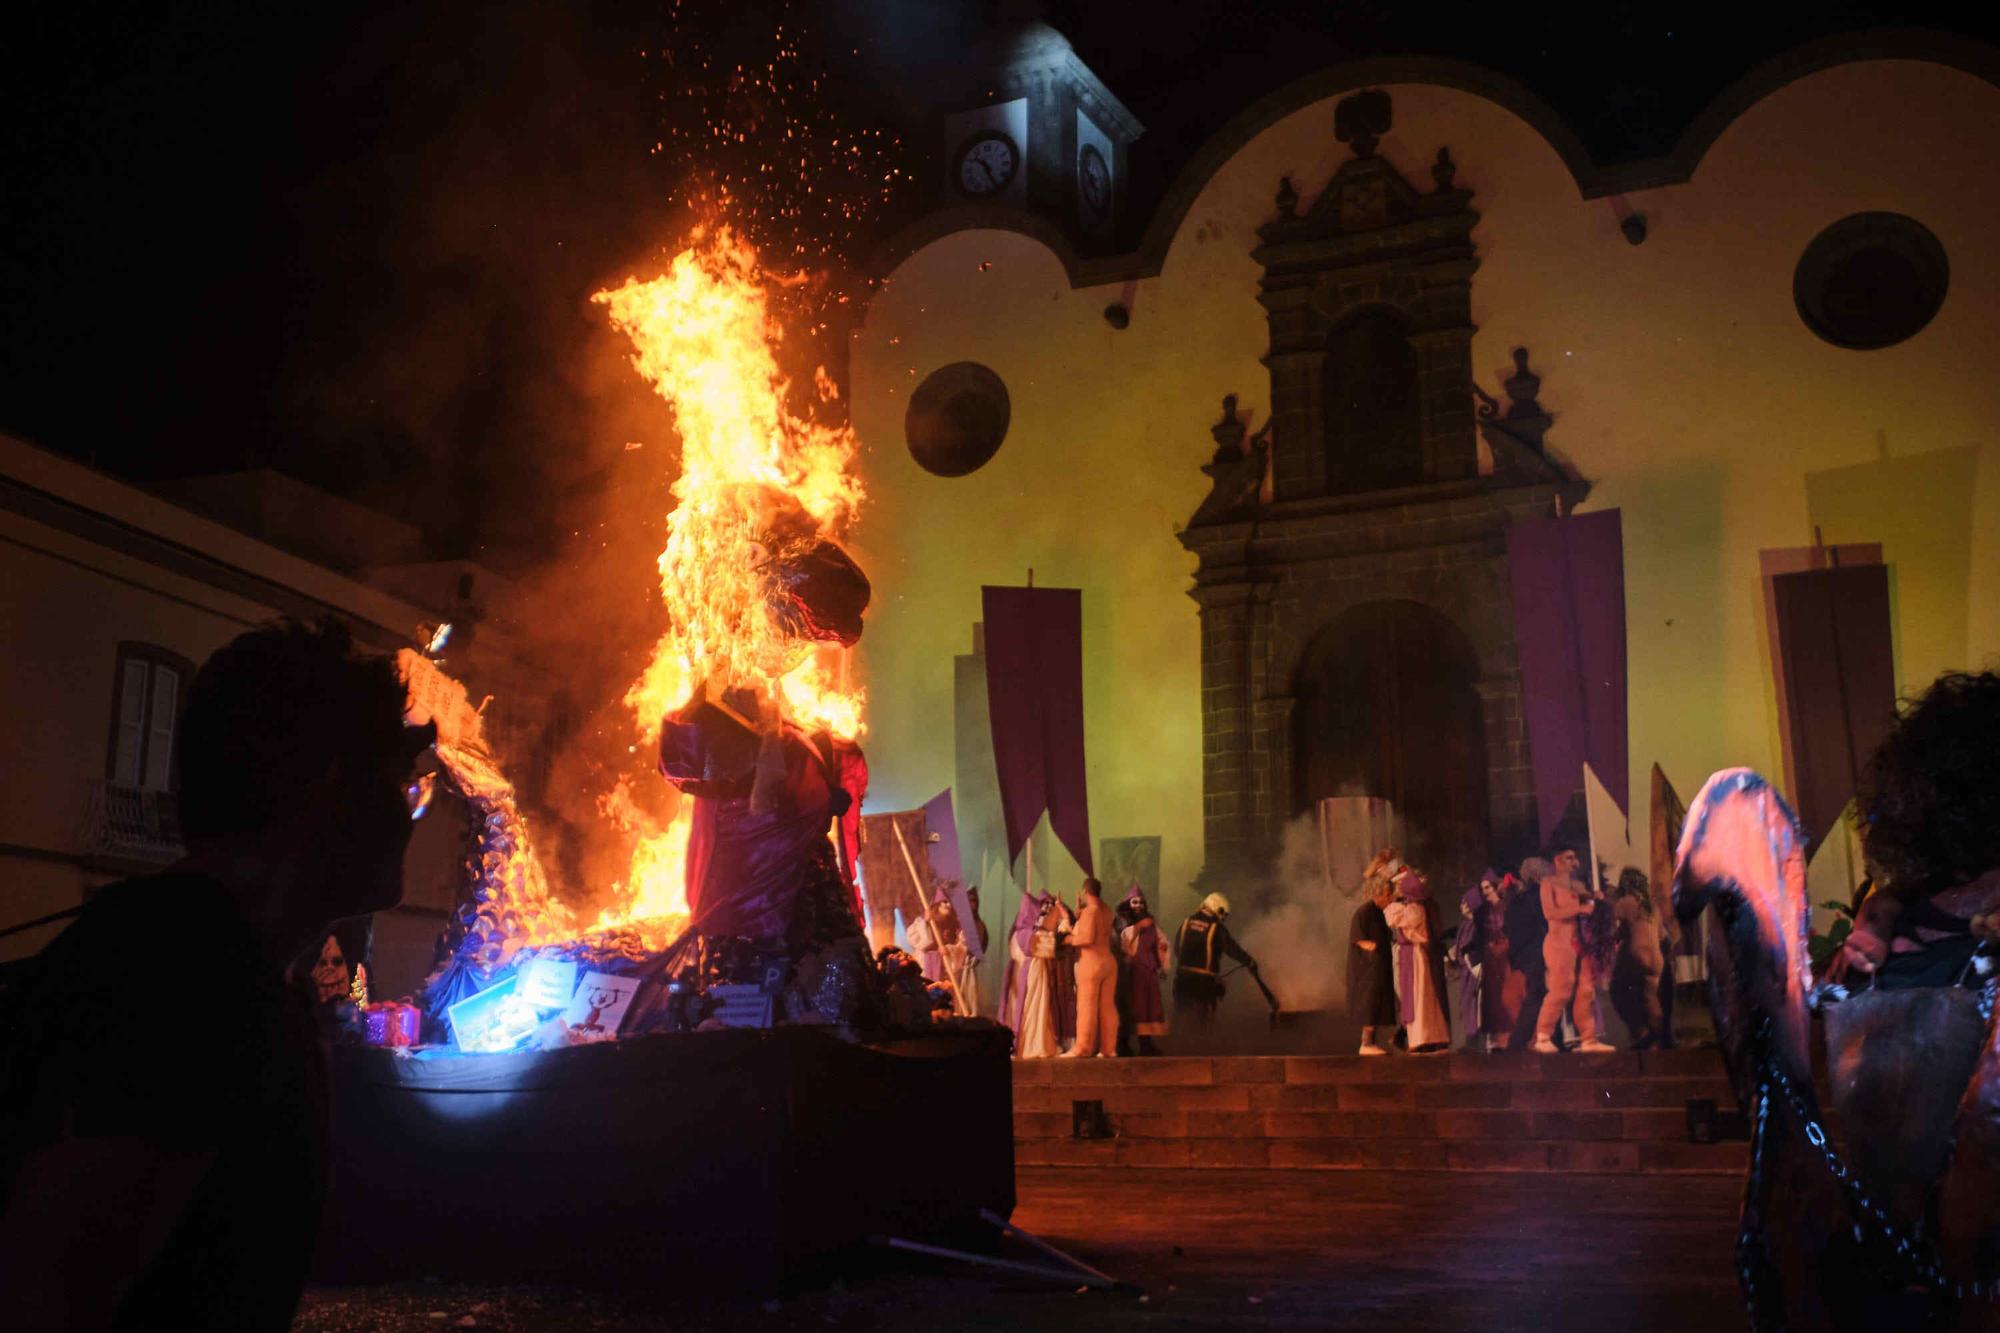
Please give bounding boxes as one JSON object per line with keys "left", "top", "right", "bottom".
{"left": 904, "top": 361, "right": 1010, "bottom": 477}
{"left": 1794, "top": 213, "right": 1948, "bottom": 350}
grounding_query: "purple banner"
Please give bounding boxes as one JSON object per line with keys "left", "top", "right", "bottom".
{"left": 981, "top": 586, "right": 1093, "bottom": 875}
{"left": 1506, "top": 509, "right": 1628, "bottom": 844}
{"left": 921, "top": 788, "right": 963, "bottom": 884}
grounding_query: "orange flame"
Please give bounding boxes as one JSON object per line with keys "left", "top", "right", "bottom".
{"left": 584, "top": 227, "right": 866, "bottom": 943}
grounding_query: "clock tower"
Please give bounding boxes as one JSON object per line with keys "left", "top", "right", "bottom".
{"left": 939, "top": 19, "right": 1143, "bottom": 248}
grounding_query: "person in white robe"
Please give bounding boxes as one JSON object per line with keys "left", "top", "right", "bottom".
{"left": 1383, "top": 861, "right": 1452, "bottom": 1051}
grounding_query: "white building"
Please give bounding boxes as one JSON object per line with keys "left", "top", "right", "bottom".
{"left": 0, "top": 432, "right": 545, "bottom": 995}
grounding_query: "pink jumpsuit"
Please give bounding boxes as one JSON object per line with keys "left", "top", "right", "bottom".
{"left": 1535, "top": 877, "right": 1600, "bottom": 1043}
{"left": 1063, "top": 894, "right": 1120, "bottom": 1057}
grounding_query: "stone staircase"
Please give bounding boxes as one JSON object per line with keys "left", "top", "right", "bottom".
{"left": 1013, "top": 1048, "right": 1752, "bottom": 1174}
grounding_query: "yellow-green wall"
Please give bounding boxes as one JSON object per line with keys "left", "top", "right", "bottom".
{"left": 850, "top": 61, "right": 2000, "bottom": 938}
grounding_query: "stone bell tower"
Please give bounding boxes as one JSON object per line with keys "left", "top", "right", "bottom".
{"left": 1180, "top": 89, "right": 1587, "bottom": 898}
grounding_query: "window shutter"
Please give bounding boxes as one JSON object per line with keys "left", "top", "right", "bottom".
{"left": 144, "top": 664, "right": 179, "bottom": 790}
{"left": 115, "top": 659, "right": 149, "bottom": 786}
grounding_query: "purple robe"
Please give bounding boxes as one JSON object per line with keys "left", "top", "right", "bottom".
{"left": 1121, "top": 918, "right": 1168, "bottom": 1034}
{"left": 998, "top": 891, "right": 1042, "bottom": 1033}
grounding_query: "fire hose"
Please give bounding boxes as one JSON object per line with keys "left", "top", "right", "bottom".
{"left": 1220, "top": 961, "right": 1282, "bottom": 1027}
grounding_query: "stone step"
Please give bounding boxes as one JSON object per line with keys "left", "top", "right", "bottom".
{"left": 1014, "top": 1076, "right": 1734, "bottom": 1116}
{"left": 1013, "top": 1105, "right": 1707, "bottom": 1143}
{"left": 1012, "top": 1135, "right": 1750, "bottom": 1174}
{"left": 1011, "top": 1048, "right": 1731, "bottom": 1090}
{"left": 1007, "top": 1048, "right": 1788, "bottom": 1174}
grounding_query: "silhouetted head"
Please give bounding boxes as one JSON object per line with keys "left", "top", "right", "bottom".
{"left": 179, "top": 617, "right": 430, "bottom": 917}
{"left": 1859, "top": 670, "right": 2000, "bottom": 896}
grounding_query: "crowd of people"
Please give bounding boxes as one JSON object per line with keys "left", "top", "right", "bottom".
{"left": 994, "top": 840, "right": 1677, "bottom": 1060}
{"left": 998, "top": 877, "right": 1192, "bottom": 1058}
{"left": 1347, "top": 841, "right": 1675, "bottom": 1056}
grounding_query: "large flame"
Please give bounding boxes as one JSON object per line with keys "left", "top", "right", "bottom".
{"left": 583, "top": 227, "right": 866, "bottom": 945}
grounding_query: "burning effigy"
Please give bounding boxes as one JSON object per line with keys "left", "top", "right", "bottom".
{"left": 395, "top": 229, "right": 904, "bottom": 1055}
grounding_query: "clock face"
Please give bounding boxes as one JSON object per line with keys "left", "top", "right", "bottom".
{"left": 1077, "top": 143, "right": 1111, "bottom": 224}
{"left": 954, "top": 132, "right": 1019, "bottom": 198}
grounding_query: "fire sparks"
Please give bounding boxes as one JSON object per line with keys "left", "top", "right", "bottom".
{"left": 582, "top": 227, "right": 866, "bottom": 942}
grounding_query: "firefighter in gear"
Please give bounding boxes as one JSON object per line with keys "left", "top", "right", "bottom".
{"left": 1173, "top": 892, "right": 1260, "bottom": 1027}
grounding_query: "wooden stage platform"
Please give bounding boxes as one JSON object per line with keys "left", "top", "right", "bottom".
{"left": 1013, "top": 1047, "right": 1750, "bottom": 1175}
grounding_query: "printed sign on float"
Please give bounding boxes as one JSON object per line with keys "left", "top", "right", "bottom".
{"left": 518, "top": 956, "right": 579, "bottom": 1011}
{"left": 564, "top": 972, "right": 639, "bottom": 1037}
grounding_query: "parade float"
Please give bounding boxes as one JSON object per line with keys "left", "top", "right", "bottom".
{"left": 316, "top": 231, "right": 1012, "bottom": 1295}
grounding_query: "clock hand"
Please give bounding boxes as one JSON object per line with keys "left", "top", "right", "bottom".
{"left": 977, "top": 158, "right": 998, "bottom": 187}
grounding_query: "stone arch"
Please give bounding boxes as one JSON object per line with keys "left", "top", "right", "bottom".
{"left": 1289, "top": 597, "right": 1491, "bottom": 889}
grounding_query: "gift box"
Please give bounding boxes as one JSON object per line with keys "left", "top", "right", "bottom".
{"left": 363, "top": 1001, "right": 423, "bottom": 1048}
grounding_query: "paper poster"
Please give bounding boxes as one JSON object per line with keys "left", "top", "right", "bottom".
{"left": 448, "top": 975, "right": 540, "bottom": 1054}
{"left": 564, "top": 972, "right": 639, "bottom": 1037}
{"left": 518, "top": 956, "right": 579, "bottom": 1011}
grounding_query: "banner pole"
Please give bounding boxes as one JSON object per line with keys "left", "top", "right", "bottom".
{"left": 893, "top": 819, "right": 969, "bottom": 1016}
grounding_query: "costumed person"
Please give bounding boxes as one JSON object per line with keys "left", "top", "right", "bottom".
{"left": 933, "top": 889, "right": 980, "bottom": 1017}
{"left": 875, "top": 946, "right": 934, "bottom": 1027}
{"left": 1348, "top": 868, "right": 1399, "bottom": 1054}
{"left": 1505, "top": 856, "right": 1552, "bottom": 1053}
{"left": 1116, "top": 885, "right": 1170, "bottom": 1056}
{"left": 904, "top": 909, "right": 939, "bottom": 981}
{"left": 1384, "top": 862, "right": 1452, "bottom": 1052}
{"left": 1173, "top": 892, "right": 1259, "bottom": 1027}
{"left": 1531, "top": 845, "right": 1616, "bottom": 1053}
{"left": 298, "top": 916, "right": 371, "bottom": 1041}
{"left": 1047, "top": 894, "right": 1078, "bottom": 1048}
{"left": 1062, "top": 878, "right": 1118, "bottom": 1057}
{"left": 966, "top": 884, "right": 990, "bottom": 955}
{"left": 1112, "top": 887, "right": 1140, "bottom": 1055}
{"left": 998, "top": 889, "right": 1039, "bottom": 1034}
{"left": 1447, "top": 883, "right": 1484, "bottom": 1049}
{"left": 1472, "top": 871, "right": 1525, "bottom": 1051}
{"left": 1017, "top": 893, "right": 1065, "bottom": 1058}
{"left": 906, "top": 886, "right": 975, "bottom": 1015}
{"left": 1609, "top": 867, "right": 1666, "bottom": 1048}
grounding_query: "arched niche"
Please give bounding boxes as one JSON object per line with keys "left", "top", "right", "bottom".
{"left": 1322, "top": 305, "right": 1423, "bottom": 493}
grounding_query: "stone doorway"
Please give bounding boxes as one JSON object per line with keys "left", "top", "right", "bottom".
{"left": 1291, "top": 599, "right": 1490, "bottom": 890}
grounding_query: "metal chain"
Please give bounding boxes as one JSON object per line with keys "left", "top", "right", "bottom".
{"left": 1738, "top": 980, "right": 2000, "bottom": 1321}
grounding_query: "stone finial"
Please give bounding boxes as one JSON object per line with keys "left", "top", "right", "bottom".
{"left": 1503, "top": 347, "right": 1541, "bottom": 417}
{"left": 1211, "top": 394, "right": 1246, "bottom": 461}
{"left": 1275, "top": 175, "right": 1299, "bottom": 219}
{"left": 1431, "top": 147, "right": 1457, "bottom": 193}
{"left": 1473, "top": 347, "right": 1556, "bottom": 473}
{"left": 1334, "top": 89, "right": 1392, "bottom": 158}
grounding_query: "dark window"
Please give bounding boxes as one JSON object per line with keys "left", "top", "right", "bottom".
{"left": 905, "top": 361, "right": 1010, "bottom": 477}
{"left": 107, "top": 642, "right": 193, "bottom": 791}
{"left": 1323, "top": 307, "right": 1422, "bottom": 493}
{"left": 1794, "top": 213, "right": 1949, "bottom": 351}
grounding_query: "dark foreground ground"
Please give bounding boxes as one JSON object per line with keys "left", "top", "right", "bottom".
{"left": 296, "top": 1166, "right": 1746, "bottom": 1332}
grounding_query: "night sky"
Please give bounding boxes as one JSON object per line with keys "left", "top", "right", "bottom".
{"left": 3, "top": 2, "right": 1991, "bottom": 565}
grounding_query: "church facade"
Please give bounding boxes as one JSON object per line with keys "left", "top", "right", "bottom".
{"left": 844, "top": 31, "right": 2000, "bottom": 964}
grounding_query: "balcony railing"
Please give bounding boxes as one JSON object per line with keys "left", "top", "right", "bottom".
{"left": 79, "top": 779, "right": 185, "bottom": 864}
